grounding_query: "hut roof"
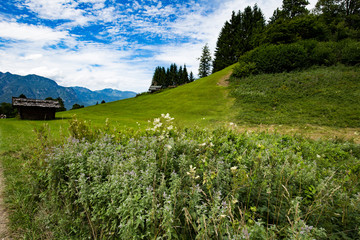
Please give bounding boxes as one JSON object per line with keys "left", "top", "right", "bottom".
{"left": 12, "top": 97, "right": 61, "bottom": 108}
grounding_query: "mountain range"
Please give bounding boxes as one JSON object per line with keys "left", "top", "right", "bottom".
{"left": 0, "top": 72, "right": 137, "bottom": 110}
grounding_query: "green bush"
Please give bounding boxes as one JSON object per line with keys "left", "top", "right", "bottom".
{"left": 240, "top": 43, "right": 308, "bottom": 74}
{"left": 341, "top": 39, "right": 360, "bottom": 65}
{"left": 234, "top": 40, "right": 360, "bottom": 78}
{"left": 233, "top": 62, "right": 257, "bottom": 78}
{"left": 310, "top": 41, "right": 339, "bottom": 66}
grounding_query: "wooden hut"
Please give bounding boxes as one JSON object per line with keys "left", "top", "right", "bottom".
{"left": 12, "top": 97, "right": 61, "bottom": 120}
{"left": 148, "top": 85, "right": 162, "bottom": 93}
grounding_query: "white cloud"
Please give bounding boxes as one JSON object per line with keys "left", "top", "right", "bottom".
{"left": 20, "top": 53, "right": 43, "bottom": 60}
{"left": 0, "top": 21, "right": 68, "bottom": 43}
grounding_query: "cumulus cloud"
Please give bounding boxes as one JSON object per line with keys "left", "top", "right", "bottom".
{"left": 0, "top": 21, "right": 68, "bottom": 43}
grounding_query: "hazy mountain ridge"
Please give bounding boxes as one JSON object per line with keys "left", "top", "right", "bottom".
{"left": 0, "top": 72, "right": 137, "bottom": 109}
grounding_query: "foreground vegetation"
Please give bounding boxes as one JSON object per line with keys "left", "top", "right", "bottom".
{"left": 2, "top": 115, "right": 359, "bottom": 239}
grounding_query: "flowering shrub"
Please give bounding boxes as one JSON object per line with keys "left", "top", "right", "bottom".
{"left": 30, "top": 115, "right": 360, "bottom": 239}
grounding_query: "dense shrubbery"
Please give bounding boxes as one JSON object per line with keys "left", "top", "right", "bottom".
{"left": 20, "top": 116, "right": 360, "bottom": 239}
{"left": 233, "top": 39, "right": 360, "bottom": 78}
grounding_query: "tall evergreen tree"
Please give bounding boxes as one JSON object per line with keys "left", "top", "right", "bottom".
{"left": 169, "top": 63, "right": 178, "bottom": 86}
{"left": 189, "top": 72, "right": 195, "bottom": 82}
{"left": 177, "top": 66, "right": 183, "bottom": 85}
{"left": 213, "top": 5, "right": 265, "bottom": 73}
{"left": 198, "top": 44, "right": 212, "bottom": 78}
{"left": 182, "top": 65, "right": 189, "bottom": 84}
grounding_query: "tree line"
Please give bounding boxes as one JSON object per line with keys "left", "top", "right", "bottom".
{"left": 210, "top": 0, "right": 359, "bottom": 73}
{"left": 151, "top": 64, "right": 195, "bottom": 89}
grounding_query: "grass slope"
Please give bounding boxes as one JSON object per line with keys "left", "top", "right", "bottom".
{"left": 230, "top": 65, "right": 360, "bottom": 128}
{"left": 58, "top": 65, "right": 235, "bottom": 128}
{"left": 0, "top": 65, "right": 234, "bottom": 153}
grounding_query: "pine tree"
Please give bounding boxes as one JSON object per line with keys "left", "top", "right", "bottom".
{"left": 177, "top": 66, "right": 183, "bottom": 85}
{"left": 189, "top": 72, "right": 195, "bottom": 82}
{"left": 169, "top": 63, "right": 178, "bottom": 86}
{"left": 182, "top": 65, "right": 189, "bottom": 84}
{"left": 198, "top": 43, "right": 212, "bottom": 78}
{"left": 213, "top": 5, "right": 265, "bottom": 73}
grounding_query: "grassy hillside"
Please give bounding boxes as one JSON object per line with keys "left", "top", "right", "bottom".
{"left": 230, "top": 65, "right": 360, "bottom": 128}
{"left": 57, "top": 65, "right": 234, "bottom": 128}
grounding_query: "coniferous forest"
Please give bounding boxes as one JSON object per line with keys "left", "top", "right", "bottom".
{"left": 151, "top": 64, "right": 195, "bottom": 88}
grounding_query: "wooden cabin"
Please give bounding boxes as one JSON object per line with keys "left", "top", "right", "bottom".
{"left": 148, "top": 85, "right": 162, "bottom": 93}
{"left": 12, "top": 97, "right": 61, "bottom": 120}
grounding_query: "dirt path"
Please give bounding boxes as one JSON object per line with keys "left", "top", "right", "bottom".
{"left": 217, "top": 70, "right": 233, "bottom": 87}
{"left": 0, "top": 165, "right": 10, "bottom": 239}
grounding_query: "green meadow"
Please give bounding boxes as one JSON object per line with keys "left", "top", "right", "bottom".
{"left": 0, "top": 65, "right": 359, "bottom": 239}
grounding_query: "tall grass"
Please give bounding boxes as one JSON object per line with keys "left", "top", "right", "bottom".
{"left": 230, "top": 65, "right": 360, "bottom": 127}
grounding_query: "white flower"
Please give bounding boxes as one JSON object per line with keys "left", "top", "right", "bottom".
{"left": 230, "top": 166, "right": 238, "bottom": 171}
{"left": 199, "top": 143, "right": 206, "bottom": 147}
{"left": 229, "top": 122, "right": 234, "bottom": 126}
{"left": 154, "top": 118, "right": 160, "bottom": 124}
{"left": 167, "top": 125, "right": 173, "bottom": 130}
{"left": 164, "top": 144, "right": 172, "bottom": 150}
{"left": 316, "top": 154, "right": 321, "bottom": 158}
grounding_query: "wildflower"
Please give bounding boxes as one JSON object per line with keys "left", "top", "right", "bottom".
{"left": 230, "top": 166, "right": 238, "bottom": 172}
{"left": 316, "top": 154, "right": 321, "bottom": 158}
{"left": 164, "top": 144, "right": 172, "bottom": 150}
{"left": 199, "top": 143, "right": 206, "bottom": 147}
{"left": 167, "top": 125, "right": 173, "bottom": 130}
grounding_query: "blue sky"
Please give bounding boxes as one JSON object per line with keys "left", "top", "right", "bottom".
{"left": 0, "top": 0, "right": 317, "bottom": 92}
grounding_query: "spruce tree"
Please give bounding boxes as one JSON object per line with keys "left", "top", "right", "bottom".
{"left": 177, "top": 66, "right": 183, "bottom": 85}
{"left": 182, "top": 65, "right": 189, "bottom": 84}
{"left": 213, "top": 5, "right": 265, "bottom": 73}
{"left": 189, "top": 72, "right": 195, "bottom": 82}
{"left": 198, "top": 43, "right": 212, "bottom": 78}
